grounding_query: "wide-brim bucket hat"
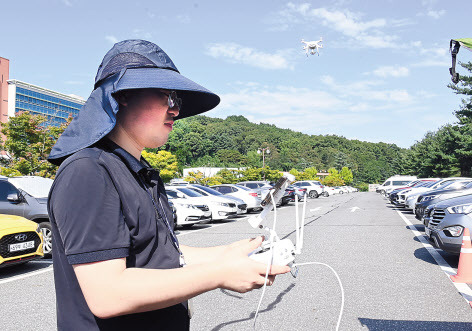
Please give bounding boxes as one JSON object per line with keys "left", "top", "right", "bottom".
{"left": 48, "top": 39, "right": 220, "bottom": 166}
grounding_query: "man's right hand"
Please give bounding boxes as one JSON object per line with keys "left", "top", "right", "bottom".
{"left": 215, "top": 236, "right": 291, "bottom": 293}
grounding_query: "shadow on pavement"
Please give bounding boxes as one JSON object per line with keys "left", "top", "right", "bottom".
{"left": 0, "top": 259, "right": 52, "bottom": 280}
{"left": 359, "top": 318, "right": 472, "bottom": 330}
{"left": 211, "top": 283, "right": 296, "bottom": 331}
{"left": 413, "top": 247, "right": 459, "bottom": 268}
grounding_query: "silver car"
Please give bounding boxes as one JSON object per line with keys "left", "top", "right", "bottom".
{"left": 425, "top": 194, "right": 472, "bottom": 254}
{"left": 210, "top": 184, "right": 262, "bottom": 212}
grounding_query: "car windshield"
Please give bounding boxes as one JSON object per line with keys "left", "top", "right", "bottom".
{"left": 189, "top": 188, "right": 209, "bottom": 196}
{"left": 9, "top": 177, "right": 54, "bottom": 198}
{"left": 175, "top": 187, "right": 203, "bottom": 197}
{"left": 234, "top": 185, "right": 251, "bottom": 191}
{"left": 193, "top": 185, "right": 223, "bottom": 196}
{"left": 448, "top": 181, "right": 472, "bottom": 190}
{"left": 423, "top": 181, "right": 438, "bottom": 188}
{"left": 393, "top": 180, "right": 411, "bottom": 185}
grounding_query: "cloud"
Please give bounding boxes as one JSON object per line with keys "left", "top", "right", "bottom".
{"left": 372, "top": 66, "right": 409, "bottom": 78}
{"left": 270, "top": 3, "right": 402, "bottom": 48}
{"left": 105, "top": 35, "right": 119, "bottom": 44}
{"left": 62, "top": 0, "right": 72, "bottom": 6}
{"left": 426, "top": 10, "right": 445, "bottom": 19}
{"left": 320, "top": 75, "right": 413, "bottom": 103}
{"left": 205, "top": 43, "right": 294, "bottom": 70}
{"left": 133, "top": 29, "right": 152, "bottom": 40}
{"left": 211, "top": 82, "right": 369, "bottom": 135}
{"left": 411, "top": 43, "right": 449, "bottom": 67}
{"left": 176, "top": 15, "right": 191, "bottom": 24}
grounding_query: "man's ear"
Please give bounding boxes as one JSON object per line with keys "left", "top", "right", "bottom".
{"left": 114, "top": 91, "right": 128, "bottom": 107}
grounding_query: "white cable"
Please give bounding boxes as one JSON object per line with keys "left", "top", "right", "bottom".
{"left": 253, "top": 191, "right": 277, "bottom": 329}
{"left": 295, "top": 191, "right": 300, "bottom": 251}
{"left": 292, "top": 262, "right": 345, "bottom": 331}
{"left": 299, "top": 192, "right": 307, "bottom": 252}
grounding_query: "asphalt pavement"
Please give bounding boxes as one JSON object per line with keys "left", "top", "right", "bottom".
{"left": 1, "top": 192, "right": 472, "bottom": 330}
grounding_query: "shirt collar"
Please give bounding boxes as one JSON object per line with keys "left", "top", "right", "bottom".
{"left": 99, "top": 137, "right": 149, "bottom": 175}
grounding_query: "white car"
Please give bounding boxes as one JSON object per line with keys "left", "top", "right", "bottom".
{"left": 404, "top": 178, "right": 470, "bottom": 210}
{"left": 168, "top": 198, "right": 211, "bottom": 228}
{"left": 292, "top": 181, "right": 324, "bottom": 198}
{"left": 186, "top": 184, "right": 247, "bottom": 214}
{"left": 323, "top": 186, "right": 337, "bottom": 196}
{"left": 210, "top": 184, "right": 262, "bottom": 212}
{"left": 377, "top": 175, "right": 418, "bottom": 195}
{"left": 166, "top": 186, "right": 238, "bottom": 221}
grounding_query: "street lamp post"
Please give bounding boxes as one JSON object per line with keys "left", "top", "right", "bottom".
{"left": 257, "top": 147, "right": 270, "bottom": 180}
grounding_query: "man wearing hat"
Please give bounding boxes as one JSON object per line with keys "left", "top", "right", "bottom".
{"left": 47, "top": 40, "right": 289, "bottom": 330}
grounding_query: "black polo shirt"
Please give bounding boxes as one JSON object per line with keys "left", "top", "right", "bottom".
{"left": 48, "top": 138, "right": 189, "bottom": 331}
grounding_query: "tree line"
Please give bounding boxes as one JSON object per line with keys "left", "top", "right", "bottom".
{"left": 405, "top": 61, "right": 472, "bottom": 178}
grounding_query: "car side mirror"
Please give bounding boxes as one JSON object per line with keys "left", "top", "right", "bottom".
{"left": 7, "top": 193, "right": 22, "bottom": 203}
{"left": 177, "top": 192, "right": 186, "bottom": 199}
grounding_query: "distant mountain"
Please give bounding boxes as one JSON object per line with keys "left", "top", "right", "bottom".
{"left": 157, "top": 115, "right": 406, "bottom": 183}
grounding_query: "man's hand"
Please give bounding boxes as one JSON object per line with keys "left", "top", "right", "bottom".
{"left": 215, "top": 236, "right": 291, "bottom": 293}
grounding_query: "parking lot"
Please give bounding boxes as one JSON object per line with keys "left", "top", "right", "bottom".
{"left": 1, "top": 192, "right": 472, "bottom": 330}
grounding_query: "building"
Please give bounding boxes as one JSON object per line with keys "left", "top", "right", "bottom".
{"left": 0, "top": 57, "right": 85, "bottom": 127}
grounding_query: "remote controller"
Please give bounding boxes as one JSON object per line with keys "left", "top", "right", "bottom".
{"left": 249, "top": 239, "right": 296, "bottom": 266}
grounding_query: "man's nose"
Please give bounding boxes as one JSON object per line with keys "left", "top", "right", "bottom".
{"left": 168, "top": 107, "right": 180, "bottom": 117}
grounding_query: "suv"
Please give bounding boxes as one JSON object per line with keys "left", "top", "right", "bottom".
{"left": 0, "top": 176, "right": 53, "bottom": 257}
{"left": 292, "top": 180, "right": 324, "bottom": 198}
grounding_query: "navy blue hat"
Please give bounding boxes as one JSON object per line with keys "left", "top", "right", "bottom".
{"left": 48, "top": 40, "right": 220, "bottom": 166}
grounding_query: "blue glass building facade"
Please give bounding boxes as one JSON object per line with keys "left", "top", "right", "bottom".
{"left": 8, "top": 80, "right": 85, "bottom": 127}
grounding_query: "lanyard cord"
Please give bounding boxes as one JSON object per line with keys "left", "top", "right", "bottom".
{"left": 137, "top": 175, "right": 182, "bottom": 255}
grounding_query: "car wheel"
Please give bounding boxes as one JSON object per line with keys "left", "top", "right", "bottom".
{"left": 323, "top": 192, "right": 329, "bottom": 197}
{"left": 308, "top": 190, "right": 319, "bottom": 198}
{"left": 39, "top": 222, "right": 52, "bottom": 258}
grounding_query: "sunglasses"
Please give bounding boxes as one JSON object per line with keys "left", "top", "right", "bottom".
{"left": 160, "top": 90, "right": 182, "bottom": 110}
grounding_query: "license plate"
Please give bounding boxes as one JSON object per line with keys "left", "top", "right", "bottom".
{"left": 425, "top": 227, "right": 431, "bottom": 237}
{"left": 9, "top": 241, "right": 35, "bottom": 252}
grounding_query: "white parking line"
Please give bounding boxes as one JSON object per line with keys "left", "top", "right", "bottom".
{"left": 0, "top": 266, "right": 53, "bottom": 285}
{"left": 396, "top": 209, "right": 472, "bottom": 308}
{"left": 177, "top": 217, "right": 247, "bottom": 237}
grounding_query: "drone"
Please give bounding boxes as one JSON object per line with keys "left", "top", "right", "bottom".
{"left": 301, "top": 37, "right": 323, "bottom": 56}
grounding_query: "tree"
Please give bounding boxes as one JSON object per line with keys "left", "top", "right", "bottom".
{"left": 184, "top": 171, "right": 223, "bottom": 186}
{"left": 448, "top": 61, "right": 472, "bottom": 176}
{"left": 142, "top": 150, "right": 179, "bottom": 183}
{"left": 340, "top": 167, "right": 353, "bottom": 185}
{"left": 322, "top": 167, "right": 345, "bottom": 186}
{"left": 304, "top": 167, "right": 320, "bottom": 180}
{"left": 0, "top": 111, "right": 70, "bottom": 178}
{"left": 216, "top": 169, "right": 240, "bottom": 184}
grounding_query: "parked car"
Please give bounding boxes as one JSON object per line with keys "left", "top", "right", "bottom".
{"left": 167, "top": 200, "right": 178, "bottom": 230}
{"left": 292, "top": 181, "right": 324, "bottom": 198}
{"left": 289, "top": 185, "right": 307, "bottom": 201}
{"left": 0, "top": 176, "right": 53, "bottom": 257}
{"left": 404, "top": 178, "right": 469, "bottom": 211}
{"left": 0, "top": 214, "right": 44, "bottom": 268}
{"left": 389, "top": 179, "right": 438, "bottom": 206}
{"left": 184, "top": 184, "right": 247, "bottom": 215}
{"left": 210, "top": 184, "right": 262, "bottom": 212}
{"left": 424, "top": 194, "right": 472, "bottom": 255}
{"left": 415, "top": 180, "right": 472, "bottom": 224}
{"left": 166, "top": 193, "right": 211, "bottom": 229}
{"left": 167, "top": 186, "right": 237, "bottom": 221}
{"left": 377, "top": 175, "right": 418, "bottom": 195}
{"left": 186, "top": 185, "right": 243, "bottom": 214}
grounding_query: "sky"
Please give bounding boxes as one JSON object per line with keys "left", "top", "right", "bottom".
{"left": 1, "top": 0, "right": 471, "bottom": 148}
